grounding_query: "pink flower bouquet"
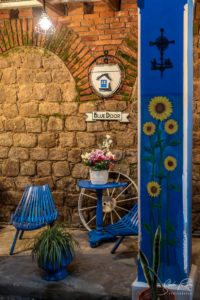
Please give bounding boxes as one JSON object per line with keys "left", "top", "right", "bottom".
{"left": 81, "top": 135, "right": 115, "bottom": 171}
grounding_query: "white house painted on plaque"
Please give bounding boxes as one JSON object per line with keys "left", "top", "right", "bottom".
{"left": 90, "top": 64, "right": 122, "bottom": 98}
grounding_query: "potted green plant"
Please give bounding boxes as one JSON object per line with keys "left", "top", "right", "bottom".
{"left": 32, "top": 224, "right": 79, "bottom": 281}
{"left": 139, "top": 226, "right": 175, "bottom": 300}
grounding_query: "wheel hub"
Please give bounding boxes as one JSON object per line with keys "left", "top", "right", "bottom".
{"left": 102, "top": 196, "right": 116, "bottom": 213}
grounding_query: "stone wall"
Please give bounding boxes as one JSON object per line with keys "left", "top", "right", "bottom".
{"left": 0, "top": 47, "right": 137, "bottom": 225}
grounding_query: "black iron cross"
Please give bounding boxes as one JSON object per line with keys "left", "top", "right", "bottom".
{"left": 149, "top": 28, "right": 175, "bottom": 77}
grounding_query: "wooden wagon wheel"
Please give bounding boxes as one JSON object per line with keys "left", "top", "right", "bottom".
{"left": 78, "top": 171, "right": 138, "bottom": 231}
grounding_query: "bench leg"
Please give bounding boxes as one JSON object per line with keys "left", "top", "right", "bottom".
{"left": 19, "top": 230, "right": 24, "bottom": 240}
{"left": 10, "top": 230, "right": 20, "bottom": 255}
{"left": 111, "top": 236, "right": 125, "bottom": 254}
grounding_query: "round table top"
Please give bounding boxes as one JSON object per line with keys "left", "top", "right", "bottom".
{"left": 78, "top": 180, "right": 128, "bottom": 190}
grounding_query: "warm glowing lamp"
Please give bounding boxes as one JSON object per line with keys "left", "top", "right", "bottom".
{"left": 35, "top": 0, "right": 55, "bottom": 35}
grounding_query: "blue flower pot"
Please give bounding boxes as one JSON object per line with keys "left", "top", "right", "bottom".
{"left": 40, "top": 251, "right": 73, "bottom": 281}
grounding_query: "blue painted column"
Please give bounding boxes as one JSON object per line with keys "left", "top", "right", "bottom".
{"left": 137, "top": 0, "right": 194, "bottom": 283}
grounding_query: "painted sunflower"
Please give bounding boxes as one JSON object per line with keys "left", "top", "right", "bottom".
{"left": 148, "top": 96, "right": 173, "bottom": 121}
{"left": 164, "top": 156, "right": 177, "bottom": 171}
{"left": 143, "top": 122, "right": 156, "bottom": 136}
{"left": 164, "top": 119, "right": 178, "bottom": 135}
{"left": 147, "top": 181, "right": 161, "bottom": 198}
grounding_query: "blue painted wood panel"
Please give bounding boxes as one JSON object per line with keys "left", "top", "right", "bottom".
{"left": 138, "top": 0, "right": 193, "bottom": 283}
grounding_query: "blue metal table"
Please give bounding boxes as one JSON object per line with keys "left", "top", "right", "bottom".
{"left": 78, "top": 180, "right": 128, "bottom": 247}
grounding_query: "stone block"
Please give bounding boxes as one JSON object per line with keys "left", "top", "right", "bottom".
{"left": 52, "top": 161, "right": 70, "bottom": 177}
{"left": 79, "top": 102, "right": 97, "bottom": 113}
{"left": 0, "top": 177, "right": 15, "bottom": 191}
{"left": 52, "top": 191, "right": 64, "bottom": 206}
{"left": 21, "top": 161, "right": 36, "bottom": 176}
{"left": 87, "top": 121, "right": 105, "bottom": 132}
{"left": 0, "top": 85, "right": 6, "bottom": 103}
{"left": 68, "top": 149, "right": 82, "bottom": 163}
{"left": 42, "top": 57, "right": 61, "bottom": 69}
{"left": 46, "top": 84, "right": 62, "bottom": 102}
{"left": 2, "top": 159, "right": 19, "bottom": 177}
{"left": 55, "top": 177, "right": 76, "bottom": 191}
{"left": 49, "top": 148, "right": 67, "bottom": 161}
{"left": 0, "top": 147, "right": 9, "bottom": 159}
{"left": 22, "top": 53, "right": 42, "bottom": 69}
{"left": 52, "top": 70, "right": 69, "bottom": 84}
{"left": 0, "top": 133, "right": 13, "bottom": 147}
{"left": 65, "top": 116, "right": 86, "bottom": 131}
{"left": 30, "top": 148, "right": 48, "bottom": 160}
{"left": 32, "top": 83, "right": 46, "bottom": 100}
{"left": 5, "top": 86, "right": 17, "bottom": 103}
{"left": 77, "top": 132, "right": 96, "bottom": 148}
{"left": 25, "top": 118, "right": 42, "bottom": 133}
{"left": 4, "top": 117, "right": 25, "bottom": 132}
{"left": 39, "top": 102, "right": 60, "bottom": 115}
{"left": 60, "top": 103, "right": 78, "bottom": 115}
{"left": 116, "top": 130, "right": 135, "bottom": 147}
{"left": 15, "top": 176, "right": 32, "bottom": 190}
{"left": 59, "top": 132, "right": 76, "bottom": 147}
{"left": 3, "top": 103, "right": 18, "bottom": 118}
{"left": 0, "top": 59, "right": 10, "bottom": 69}
{"left": 125, "top": 149, "right": 137, "bottom": 164}
{"left": 20, "top": 103, "right": 38, "bottom": 117}
{"left": 17, "top": 69, "right": 34, "bottom": 84}
{"left": 72, "top": 164, "right": 89, "bottom": 179}
{"left": 112, "top": 149, "right": 123, "bottom": 161}
{"left": 2, "top": 68, "right": 16, "bottom": 84}
{"left": 31, "top": 177, "right": 54, "bottom": 189}
{"left": 47, "top": 116, "right": 64, "bottom": 131}
{"left": 9, "top": 147, "right": 29, "bottom": 160}
{"left": 38, "top": 133, "right": 56, "bottom": 148}
{"left": 18, "top": 84, "right": 33, "bottom": 103}
{"left": 35, "top": 72, "right": 51, "bottom": 83}
{"left": 13, "top": 133, "right": 37, "bottom": 148}
{"left": 0, "top": 117, "right": 4, "bottom": 132}
{"left": 37, "top": 161, "right": 51, "bottom": 176}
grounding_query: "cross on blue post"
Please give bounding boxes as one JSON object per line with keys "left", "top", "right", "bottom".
{"left": 133, "top": 0, "right": 197, "bottom": 299}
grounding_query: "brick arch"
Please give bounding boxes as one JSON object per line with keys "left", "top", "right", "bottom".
{"left": 0, "top": 18, "right": 94, "bottom": 100}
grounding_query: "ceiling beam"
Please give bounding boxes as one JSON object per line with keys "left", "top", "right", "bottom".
{"left": 38, "top": 0, "right": 66, "bottom": 16}
{"left": 103, "top": 0, "right": 121, "bottom": 11}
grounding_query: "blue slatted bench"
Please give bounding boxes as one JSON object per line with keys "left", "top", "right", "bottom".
{"left": 105, "top": 203, "right": 138, "bottom": 254}
{"left": 10, "top": 184, "right": 58, "bottom": 255}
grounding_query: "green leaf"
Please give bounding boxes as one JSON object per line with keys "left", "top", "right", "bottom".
{"left": 169, "top": 184, "right": 181, "bottom": 192}
{"left": 167, "top": 239, "right": 178, "bottom": 246}
{"left": 166, "top": 222, "right": 175, "bottom": 233}
{"left": 155, "top": 173, "right": 166, "bottom": 179}
{"left": 153, "top": 226, "right": 161, "bottom": 290}
{"left": 168, "top": 140, "right": 181, "bottom": 146}
{"left": 139, "top": 250, "right": 152, "bottom": 287}
{"left": 144, "top": 146, "right": 153, "bottom": 154}
{"left": 143, "top": 156, "right": 154, "bottom": 163}
{"left": 144, "top": 223, "right": 152, "bottom": 234}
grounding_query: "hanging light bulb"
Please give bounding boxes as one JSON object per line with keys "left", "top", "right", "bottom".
{"left": 35, "top": 0, "right": 55, "bottom": 35}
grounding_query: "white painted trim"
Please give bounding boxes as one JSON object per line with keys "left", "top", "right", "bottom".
{"left": 183, "top": 3, "right": 189, "bottom": 274}
{"left": 137, "top": 5, "right": 141, "bottom": 247}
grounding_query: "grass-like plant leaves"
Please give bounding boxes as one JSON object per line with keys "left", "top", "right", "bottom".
{"left": 32, "top": 225, "right": 79, "bottom": 270}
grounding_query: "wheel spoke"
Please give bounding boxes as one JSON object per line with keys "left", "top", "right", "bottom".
{"left": 87, "top": 215, "right": 96, "bottom": 225}
{"left": 116, "top": 197, "right": 138, "bottom": 203}
{"left": 107, "top": 189, "right": 110, "bottom": 196}
{"left": 103, "top": 213, "right": 107, "bottom": 222}
{"left": 115, "top": 205, "right": 130, "bottom": 213}
{"left": 114, "top": 183, "right": 132, "bottom": 201}
{"left": 111, "top": 212, "right": 113, "bottom": 224}
{"left": 113, "top": 208, "right": 121, "bottom": 220}
{"left": 81, "top": 193, "right": 97, "bottom": 200}
{"left": 79, "top": 205, "right": 97, "bottom": 211}
{"left": 110, "top": 173, "right": 121, "bottom": 197}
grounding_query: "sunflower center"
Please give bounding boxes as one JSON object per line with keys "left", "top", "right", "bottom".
{"left": 155, "top": 103, "right": 165, "bottom": 114}
{"left": 151, "top": 186, "right": 158, "bottom": 194}
{"left": 147, "top": 126, "right": 152, "bottom": 131}
{"left": 169, "top": 124, "right": 174, "bottom": 129}
{"left": 168, "top": 161, "right": 173, "bottom": 167}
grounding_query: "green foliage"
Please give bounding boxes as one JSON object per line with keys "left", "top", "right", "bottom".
{"left": 139, "top": 226, "right": 162, "bottom": 300}
{"left": 32, "top": 225, "right": 79, "bottom": 270}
